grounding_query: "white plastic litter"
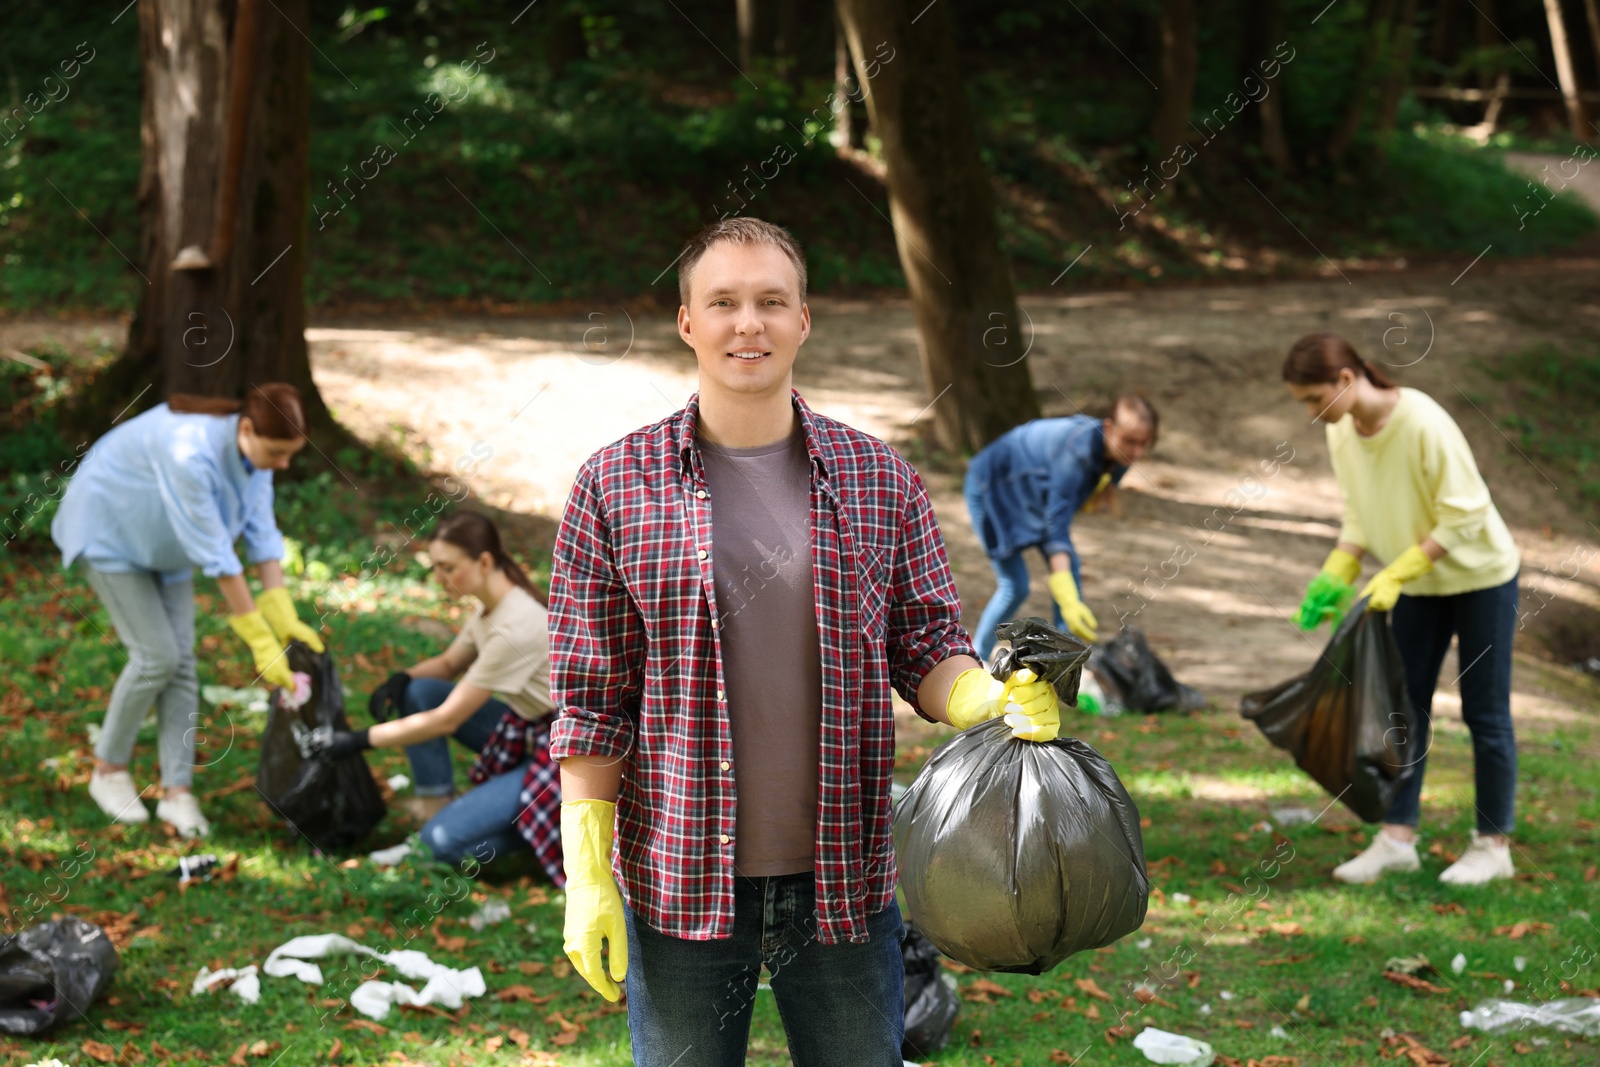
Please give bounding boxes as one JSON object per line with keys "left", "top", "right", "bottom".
{"left": 1451, "top": 953, "right": 1466, "bottom": 975}
{"left": 1269, "top": 805, "right": 1319, "bottom": 826}
{"left": 1460, "top": 997, "right": 1600, "bottom": 1036}
{"left": 1136, "top": 937, "right": 1153, "bottom": 949}
{"left": 387, "top": 774, "right": 411, "bottom": 792}
{"left": 191, "top": 964, "right": 261, "bottom": 1004}
{"left": 259, "top": 934, "right": 486, "bottom": 1018}
{"left": 1219, "top": 989, "right": 1235, "bottom": 1001}
{"left": 201, "top": 684, "right": 271, "bottom": 713}
{"left": 1171, "top": 892, "right": 1192, "bottom": 905}
{"left": 368, "top": 841, "right": 415, "bottom": 868}
{"left": 349, "top": 970, "right": 487, "bottom": 1020}
{"left": 1269, "top": 1024, "right": 1290, "bottom": 1039}
{"left": 1132, "top": 1026, "right": 1216, "bottom": 1065}
{"left": 1513, "top": 956, "right": 1526, "bottom": 972}
{"left": 467, "top": 898, "right": 512, "bottom": 931}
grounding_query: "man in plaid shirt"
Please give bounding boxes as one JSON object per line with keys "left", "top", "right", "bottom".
{"left": 549, "top": 217, "right": 1065, "bottom": 1065}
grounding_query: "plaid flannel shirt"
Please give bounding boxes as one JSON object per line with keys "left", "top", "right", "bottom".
{"left": 469, "top": 709, "right": 565, "bottom": 886}
{"left": 548, "top": 389, "right": 974, "bottom": 944}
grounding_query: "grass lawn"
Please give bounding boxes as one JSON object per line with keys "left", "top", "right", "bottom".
{"left": 3, "top": 494, "right": 1597, "bottom": 1067}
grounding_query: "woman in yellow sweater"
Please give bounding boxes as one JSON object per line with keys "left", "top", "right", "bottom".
{"left": 1284, "top": 333, "right": 1520, "bottom": 887}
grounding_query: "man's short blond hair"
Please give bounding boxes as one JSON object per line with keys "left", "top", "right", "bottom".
{"left": 677, "top": 217, "right": 808, "bottom": 306}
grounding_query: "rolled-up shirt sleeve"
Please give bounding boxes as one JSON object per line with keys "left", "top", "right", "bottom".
{"left": 240, "top": 476, "right": 286, "bottom": 565}
{"left": 150, "top": 440, "right": 242, "bottom": 579}
{"left": 886, "top": 468, "right": 978, "bottom": 722}
{"left": 548, "top": 461, "right": 644, "bottom": 761}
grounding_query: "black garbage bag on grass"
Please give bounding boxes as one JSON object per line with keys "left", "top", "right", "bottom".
{"left": 1240, "top": 601, "right": 1416, "bottom": 823}
{"left": 1089, "top": 626, "right": 1206, "bottom": 712}
{"left": 257, "top": 640, "right": 386, "bottom": 851}
{"left": 900, "top": 923, "right": 958, "bottom": 1060}
{"left": 0, "top": 916, "right": 118, "bottom": 1035}
{"left": 895, "top": 618, "right": 1148, "bottom": 975}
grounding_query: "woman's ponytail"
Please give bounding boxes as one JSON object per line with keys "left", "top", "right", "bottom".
{"left": 1282, "top": 333, "right": 1396, "bottom": 389}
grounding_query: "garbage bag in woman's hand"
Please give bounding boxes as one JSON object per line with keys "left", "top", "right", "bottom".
{"left": 0, "top": 917, "right": 118, "bottom": 1035}
{"left": 257, "top": 641, "right": 387, "bottom": 851}
{"left": 896, "top": 619, "right": 1147, "bottom": 974}
{"left": 1240, "top": 600, "right": 1416, "bottom": 823}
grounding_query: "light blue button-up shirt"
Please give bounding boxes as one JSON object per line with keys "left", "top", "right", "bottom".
{"left": 52, "top": 404, "right": 285, "bottom": 584}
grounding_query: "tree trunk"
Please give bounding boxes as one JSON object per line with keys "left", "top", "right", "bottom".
{"left": 834, "top": 0, "right": 1039, "bottom": 453}
{"left": 1585, "top": 0, "right": 1600, "bottom": 88}
{"left": 1255, "top": 0, "right": 1294, "bottom": 172}
{"left": 1429, "top": 0, "right": 1458, "bottom": 74}
{"left": 1328, "top": 0, "right": 1397, "bottom": 162}
{"left": 92, "top": 0, "right": 320, "bottom": 431}
{"left": 1373, "top": 0, "right": 1419, "bottom": 139}
{"left": 1544, "top": 0, "right": 1591, "bottom": 140}
{"left": 1150, "top": 0, "right": 1198, "bottom": 156}
{"left": 831, "top": 13, "right": 858, "bottom": 150}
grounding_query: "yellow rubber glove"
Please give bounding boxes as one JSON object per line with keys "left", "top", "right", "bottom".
{"left": 1320, "top": 547, "right": 1362, "bottom": 586}
{"left": 561, "top": 799, "right": 627, "bottom": 1002}
{"left": 257, "top": 586, "right": 325, "bottom": 653}
{"left": 945, "top": 667, "right": 1061, "bottom": 742}
{"left": 227, "top": 610, "right": 295, "bottom": 689}
{"left": 1360, "top": 544, "right": 1434, "bottom": 612}
{"left": 1078, "top": 472, "right": 1113, "bottom": 514}
{"left": 1046, "top": 570, "right": 1099, "bottom": 643}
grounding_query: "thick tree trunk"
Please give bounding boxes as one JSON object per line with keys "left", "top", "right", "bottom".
{"left": 1585, "top": 0, "right": 1600, "bottom": 86}
{"left": 834, "top": 0, "right": 1038, "bottom": 452}
{"left": 1328, "top": 0, "right": 1397, "bottom": 162}
{"left": 1150, "top": 0, "right": 1198, "bottom": 156}
{"left": 91, "top": 0, "right": 320, "bottom": 429}
{"left": 1255, "top": 0, "right": 1294, "bottom": 172}
{"left": 831, "top": 13, "right": 859, "bottom": 150}
{"left": 1544, "top": 0, "right": 1591, "bottom": 140}
{"left": 1373, "top": 0, "right": 1419, "bottom": 139}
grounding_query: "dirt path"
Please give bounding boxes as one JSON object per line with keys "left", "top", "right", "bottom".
{"left": 8, "top": 259, "right": 1597, "bottom": 734}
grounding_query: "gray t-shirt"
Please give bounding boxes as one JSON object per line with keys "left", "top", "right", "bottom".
{"left": 699, "top": 424, "right": 822, "bottom": 876}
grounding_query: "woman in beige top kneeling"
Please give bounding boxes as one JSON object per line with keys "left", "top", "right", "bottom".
{"left": 307, "top": 512, "right": 563, "bottom": 881}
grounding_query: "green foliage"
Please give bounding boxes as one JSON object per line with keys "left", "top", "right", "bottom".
{"left": 1480, "top": 344, "right": 1600, "bottom": 504}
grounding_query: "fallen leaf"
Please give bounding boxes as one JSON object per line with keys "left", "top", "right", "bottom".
{"left": 1382, "top": 970, "right": 1451, "bottom": 995}
{"left": 1431, "top": 902, "right": 1466, "bottom": 915}
{"left": 1269, "top": 921, "right": 1305, "bottom": 936}
{"left": 1049, "top": 1051, "right": 1076, "bottom": 1064}
{"left": 484, "top": 1036, "right": 503, "bottom": 1052}
{"left": 117, "top": 1046, "right": 145, "bottom": 1067}
{"left": 1104, "top": 1024, "right": 1134, "bottom": 1042}
{"left": 969, "top": 1029, "right": 983, "bottom": 1046}
{"left": 966, "top": 978, "right": 1013, "bottom": 998}
{"left": 517, "top": 961, "right": 547, "bottom": 976}
{"left": 344, "top": 1019, "right": 388, "bottom": 1035}
{"left": 354, "top": 652, "right": 378, "bottom": 672}
{"left": 1449, "top": 1035, "right": 1474, "bottom": 1050}
{"left": 1085, "top": 1004, "right": 1101, "bottom": 1021}
{"left": 83, "top": 1042, "right": 117, "bottom": 1064}
{"left": 1186, "top": 971, "right": 1202, "bottom": 988}
{"left": 1209, "top": 859, "right": 1230, "bottom": 876}
{"left": 1027, "top": 988, "right": 1052, "bottom": 1004}
{"left": 228, "top": 1043, "right": 249, "bottom": 1067}
{"left": 551, "top": 959, "right": 572, "bottom": 979}
{"left": 327, "top": 1038, "right": 342, "bottom": 1061}
{"left": 1294, "top": 993, "right": 1311, "bottom": 1013}
{"left": 507, "top": 1027, "right": 530, "bottom": 1048}
{"left": 1513, "top": 1040, "right": 1534, "bottom": 1053}
{"left": 1075, "top": 977, "right": 1113, "bottom": 1002}
{"left": 496, "top": 984, "right": 557, "bottom": 1005}
{"left": 150, "top": 1041, "right": 174, "bottom": 1060}
{"left": 1585, "top": 865, "right": 1597, "bottom": 883}
{"left": 551, "top": 1030, "right": 579, "bottom": 1048}
{"left": 1234, "top": 1019, "right": 1257, "bottom": 1029}
{"left": 433, "top": 927, "right": 468, "bottom": 952}
{"left": 1492, "top": 921, "right": 1553, "bottom": 940}
{"left": 1132, "top": 987, "right": 1175, "bottom": 1007}
{"left": 488, "top": 959, "right": 506, "bottom": 973}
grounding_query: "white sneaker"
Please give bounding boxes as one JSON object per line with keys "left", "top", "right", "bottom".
{"left": 1439, "top": 831, "right": 1514, "bottom": 885}
{"left": 1332, "top": 828, "right": 1420, "bottom": 884}
{"left": 156, "top": 792, "right": 211, "bottom": 838}
{"left": 88, "top": 770, "right": 151, "bottom": 824}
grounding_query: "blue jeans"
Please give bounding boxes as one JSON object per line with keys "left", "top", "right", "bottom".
{"left": 964, "top": 479, "right": 1065, "bottom": 661}
{"left": 1386, "top": 574, "right": 1518, "bottom": 835}
{"left": 399, "top": 678, "right": 527, "bottom": 865}
{"left": 622, "top": 874, "right": 904, "bottom": 1067}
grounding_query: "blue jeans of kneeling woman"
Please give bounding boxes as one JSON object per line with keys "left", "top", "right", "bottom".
{"left": 397, "top": 677, "right": 528, "bottom": 866}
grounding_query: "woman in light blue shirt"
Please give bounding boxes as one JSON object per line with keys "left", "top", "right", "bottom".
{"left": 52, "top": 384, "right": 325, "bottom": 837}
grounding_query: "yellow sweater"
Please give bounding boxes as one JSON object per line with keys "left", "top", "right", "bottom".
{"left": 1328, "top": 387, "right": 1519, "bottom": 596}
